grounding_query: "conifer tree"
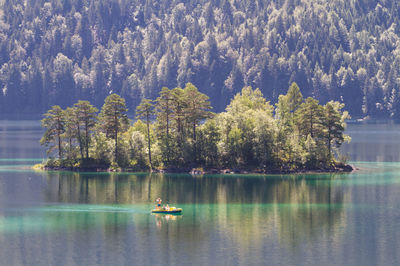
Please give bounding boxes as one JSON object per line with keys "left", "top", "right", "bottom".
{"left": 182, "top": 83, "right": 213, "bottom": 161}
{"left": 171, "top": 87, "right": 186, "bottom": 137}
{"left": 275, "top": 83, "right": 304, "bottom": 164}
{"left": 136, "top": 99, "right": 155, "bottom": 168}
{"left": 295, "top": 97, "right": 324, "bottom": 138}
{"left": 40, "top": 106, "right": 65, "bottom": 160}
{"left": 155, "top": 87, "right": 173, "bottom": 163}
{"left": 63, "top": 107, "right": 78, "bottom": 161}
{"left": 323, "top": 101, "right": 350, "bottom": 159}
{"left": 276, "top": 82, "right": 304, "bottom": 127}
{"left": 74, "top": 100, "right": 98, "bottom": 159}
{"left": 98, "top": 94, "right": 129, "bottom": 163}
{"left": 169, "top": 87, "right": 186, "bottom": 164}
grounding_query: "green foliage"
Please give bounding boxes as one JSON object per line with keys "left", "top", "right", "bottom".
{"left": 226, "top": 87, "right": 273, "bottom": 116}
{"left": 198, "top": 119, "right": 221, "bottom": 167}
{"left": 45, "top": 158, "right": 61, "bottom": 168}
{"left": 276, "top": 82, "right": 304, "bottom": 131}
{"left": 98, "top": 93, "right": 129, "bottom": 163}
{"left": 155, "top": 87, "right": 173, "bottom": 164}
{"left": 182, "top": 82, "right": 213, "bottom": 162}
{"left": 62, "top": 107, "right": 80, "bottom": 161}
{"left": 286, "top": 83, "right": 304, "bottom": 114}
{"left": 253, "top": 113, "right": 277, "bottom": 169}
{"left": 323, "top": 101, "right": 351, "bottom": 159}
{"left": 40, "top": 105, "right": 65, "bottom": 159}
{"left": 74, "top": 100, "right": 98, "bottom": 159}
{"left": 40, "top": 83, "right": 351, "bottom": 172}
{"left": 90, "top": 132, "right": 113, "bottom": 166}
{"left": 2, "top": 0, "right": 399, "bottom": 120}
{"left": 136, "top": 98, "right": 155, "bottom": 168}
{"left": 295, "top": 97, "right": 324, "bottom": 138}
{"left": 126, "top": 128, "right": 148, "bottom": 170}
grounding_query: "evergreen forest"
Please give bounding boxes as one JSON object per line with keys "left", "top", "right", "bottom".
{"left": 1, "top": 0, "right": 400, "bottom": 118}
{"left": 40, "top": 83, "right": 351, "bottom": 172}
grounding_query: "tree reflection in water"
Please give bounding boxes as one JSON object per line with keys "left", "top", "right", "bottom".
{"left": 42, "top": 171, "right": 350, "bottom": 250}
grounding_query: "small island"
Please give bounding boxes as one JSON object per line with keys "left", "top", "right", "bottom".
{"left": 37, "top": 82, "right": 352, "bottom": 174}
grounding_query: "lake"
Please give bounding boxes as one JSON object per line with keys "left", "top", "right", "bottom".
{"left": 0, "top": 120, "right": 399, "bottom": 265}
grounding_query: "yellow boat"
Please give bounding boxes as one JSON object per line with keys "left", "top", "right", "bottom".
{"left": 151, "top": 207, "right": 182, "bottom": 214}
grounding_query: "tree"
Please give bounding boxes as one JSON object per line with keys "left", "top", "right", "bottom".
{"left": 136, "top": 98, "right": 155, "bottom": 168}
{"left": 126, "top": 127, "right": 148, "bottom": 170}
{"left": 323, "top": 101, "right": 350, "bottom": 159}
{"left": 225, "top": 126, "right": 243, "bottom": 167}
{"left": 275, "top": 83, "right": 304, "bottom": 164}
{"left": 155, "top": 87, "right": 173, "bottom": 163}
{"left": 63, "top": 107, "right": 79, "bottom": 162}
{"left": 219, "top": 87, "right": 274, "bottom": 167}
{"left": 98, "top": 94, "right": 129, "bottom": 163}
{"left": 276, "top": 82, "right": 304, "bottom": 129}
{"left": 197, "top": 119, "right": 221, "bottom": 167}
{"left": 74, "top": 100, "right": 98, "bottom": 159}
{"left": 170, "top": 87, "right": 186, "bottom": 137}
{"left": 253, "top": 112, "right": 277, "bottom": 169}
{"left": 169, "top": 87, "right": 186, "bottom": 164}
{"left": 53, "top": 53, "right": 75, "bottom": 107}
{"left": 40, "top": 105, "right": 65, "bottom": 159}
{"left": 182, "top": 83, "right": 213, "bottom": 161}
{"left": 38, "top": 81, "right": 352, "bottom": 172}
{"left": 295, "top": 97, "right": 324, "bottom": 138}
{"left": 226, "top": 87, "right": 273, "bottom": 116}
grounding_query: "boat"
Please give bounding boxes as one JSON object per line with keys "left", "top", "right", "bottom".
{"left": 151, "top": 206, "right": 182, "bottom": 214}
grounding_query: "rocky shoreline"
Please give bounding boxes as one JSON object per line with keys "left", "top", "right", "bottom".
{"left": 157, "top": 164, "right": 354, "bottom": 175}
{"left": 36, "top": 163, "right": 354, "bottom": 175}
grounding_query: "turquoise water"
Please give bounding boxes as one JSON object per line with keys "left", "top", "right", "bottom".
{"left": 0, "top": 121, "right": 399, "bottom": 265}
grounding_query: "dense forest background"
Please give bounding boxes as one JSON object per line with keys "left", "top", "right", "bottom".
{"left": 1, "top": 0, "right": 400, "bottom": 118}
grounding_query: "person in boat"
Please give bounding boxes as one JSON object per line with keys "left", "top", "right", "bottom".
{"left": 156, "top": 198, "right": 162, "bottom": 209}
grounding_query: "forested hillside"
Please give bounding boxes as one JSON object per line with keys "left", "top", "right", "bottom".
{"left": 1, "top": 0, "right": 400, "bottom": 118}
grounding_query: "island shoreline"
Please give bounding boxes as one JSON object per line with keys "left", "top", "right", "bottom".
{"left": 35, "top": 163, "right": 354, "bottom": 175}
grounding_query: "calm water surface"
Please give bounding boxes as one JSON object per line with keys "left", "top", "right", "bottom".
{"left": 0, "top": 120, "right": 399, "bottom": 266}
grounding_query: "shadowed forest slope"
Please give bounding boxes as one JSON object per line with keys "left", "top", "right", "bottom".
{"left": 1, "top": 0, "right": 400, "bottom": 118}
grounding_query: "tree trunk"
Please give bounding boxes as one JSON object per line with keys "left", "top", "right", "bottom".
{"left": 69, "top": 137, "right": 73, "bottom": 167}
{"left": 166, "top": 103, "right": 170, "bottom": 163}
{"left": 328, "top": 127, "right": 331, "bottom": 159}
{"left": 58, "top": 130, "right": 62, "bottom": 160}
{"left": 114, "top": 113, "right": 118, "bottom": 163}
{"left": 310, "top": 110, "right": 314, "bottom": 138}
{"left": 57, "top": 117, "right": 62, "bottom": 160}
{"left": 147, "top": 113, "right": 152, "bottom": 169}
{"left": 193, "top": 121, "right": 196, "bottom": 162}
{"left": 85, "top": 119, "right": 89, "bottom": 159}
{"left": 115, "top": 129, "right": 118, "bottom": 163}
{"left": 69, "top": 137, "right": 72, "bottom": 157}
{"left": 77, "top": 122, "right": 84, "bottom": 160}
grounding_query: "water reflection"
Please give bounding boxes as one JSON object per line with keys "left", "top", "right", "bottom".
{"left": 342, "top": 122, "right": 400, "bottom": 162}
{"left": 2, "top": 120, "right": 400, "bottom": 265}
{"left": 153, "top": 213, "right": 183, "bottom": 229}
{"left": 43, "top": 172, "right": 349, "bottom": 205}
{"left": 40, "top": 171, "right": 350, "bottom": 250}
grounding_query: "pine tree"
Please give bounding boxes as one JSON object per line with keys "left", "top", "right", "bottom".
{"left": 74, "top": 100, "right": 98, "bottom": 159}
{"left": 171, "top": 87, "right": 186, "bottom": 139}
{"left": 63, "top": 107, "right": 79, "bottom": 163}
{"left": 276, "top": 82, "right": 304, "bottom": 132}
{"left": 155, "top": 87, "right": 173, "bottom": 163}
{"left": 136, "top": 98, "right": 155, "bottom": 168}
{"left": 323, "top": 101, "right": 350, "bottom": 159}
{"left": 295, "top": 97, "right": 324, "bottom": 138}
{"left": 182, "top": 83, "right": 213, "bottom": 161}
{"left": 40, "top": 105, "right": 65, "bottom": 160}
{"left": 98, "top": 94, "right": 129, "bottom": 163}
